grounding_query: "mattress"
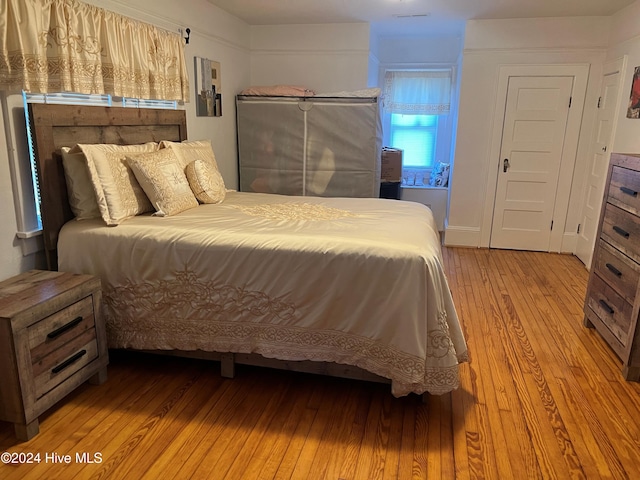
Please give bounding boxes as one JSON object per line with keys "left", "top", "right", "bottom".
{"left": 58, "top": 192, "right": 467, "bottom": 396}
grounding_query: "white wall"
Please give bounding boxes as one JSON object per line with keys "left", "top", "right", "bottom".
{"left": 368, "top": 30, "right": 380, "bottom": 87}
{"left": 0, "top": 0, "right": 251, "bottom": 281}
{"left": 377, "top": 35, "right": 463, "bottom": 65}
{"left": 446, "top": 17, "right": 610, "bottom": 249}
{"left": 249, "top": 23, "right": 372, "bottom": 93}
{"left": 608, "top": 1, "right": 640, "bottom": 154}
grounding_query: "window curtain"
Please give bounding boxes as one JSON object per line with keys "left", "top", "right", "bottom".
{"left": 383, "top": 70, "right": 451, "bottom": 115}
{"left": 0, "top": 0, "right": 189, "bottom": 102}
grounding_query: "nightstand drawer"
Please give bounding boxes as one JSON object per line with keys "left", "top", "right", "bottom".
{"left": 33, "top": 336, "right": 99, "bottom": 399}
{"left": 28, "top": 296, "right": 95, "bottom": 363}
{"left": 609, "top": 166, "right": 640, "bottom": 216}
{"left": 592, "top": 240, "right": 640, "bottom": 304}
{"left": 587, "top": 274, "right": 633, "bottom": 346}
{"left": 601, "top": 203, "right": 640, "bottom": 263}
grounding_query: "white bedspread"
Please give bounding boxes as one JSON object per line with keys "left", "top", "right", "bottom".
{"left": 58, "top": 192, "right": 467, "bottom": 396}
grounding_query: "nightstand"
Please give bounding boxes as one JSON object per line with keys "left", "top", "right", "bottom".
{"left": 0, "top": 270, "right": 108, "bottom": 441}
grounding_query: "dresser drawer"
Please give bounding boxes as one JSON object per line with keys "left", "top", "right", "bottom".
{"left": 609, "top": 165, "right": 640, "bottom": 216}
{"left": 587, "top": 274, "right": 634, "bottom": 346}
{"left": 592, "top": 240, "right": 640, "bottom": 304}
{"left": 601, "top": 203, "right": 640, "bottom": 263}
{"left": 27, "top": 296, "right": 96, "bottom": 364}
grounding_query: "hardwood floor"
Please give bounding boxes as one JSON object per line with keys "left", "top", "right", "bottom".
{"left": 1, "top": 248, "right": 639, "bottom": 479}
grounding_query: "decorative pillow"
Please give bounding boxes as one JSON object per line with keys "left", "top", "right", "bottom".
{"left": 61, "top": 147, "right": 101, "bottom": 220}
{"left": 429, "top": 162, "right": 451, "bottom": 188}
{"left": 127, "top": 148, "right": 199, "bottom": 216}
{"left": 78, "top": 143, "right": 158, "bottom": 226}
{"left": 160, "top": 139, "right": 221, "bottom": 171}
{"left": 185, "top": 159, "right": 226, "bottom": 204}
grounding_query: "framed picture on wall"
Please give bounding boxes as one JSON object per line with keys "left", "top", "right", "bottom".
{"left": 195, "top": 57, "right": 222, "bottom": 117}
{"left": 627, "top": 66, "right": 640, "bottom": 119}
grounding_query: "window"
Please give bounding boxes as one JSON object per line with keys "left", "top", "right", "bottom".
{"left": 390, "top": 113, "right": 438, "bottom": 168}
{"left": 20, "top": 92, "right": 178, "bottom": 235}
{"left": 383, "top": 69, "right": 453, "bottom": 186}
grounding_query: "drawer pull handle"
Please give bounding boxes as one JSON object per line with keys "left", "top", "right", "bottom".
{"left": 598, "top": 300, "right": 615, "bottom": 315}
{"left": 620, "top": 186, "right": 638, "bottom": 197}
{"left": 606, "top": 263, "right": 623, "bottom": 277}
{"left": 613, "top": 226, "right": 630, "bottom": 238}
{"left": 47, "top": 316, "right": 83, "bottom": 339}
{"left": 51, "top": 350, "right": 87, "bottom": 374}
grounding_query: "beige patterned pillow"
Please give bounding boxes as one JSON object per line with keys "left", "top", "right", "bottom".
{"left": 185, "top": 159, "right": 226, "bottom": 204}
{"left": 127, "top": 148, "right": 198, "bottom": 216}
{"left": 61, "top": 147, "right": 100, "bottom": 220}
{"left": 160, "top": 140, "right": 223, "bottom": 173}
{"left": 78, "top": 143, "right": 158, "bottom": 225}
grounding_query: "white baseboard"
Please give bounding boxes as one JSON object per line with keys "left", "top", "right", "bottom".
{"left": 443, "top": 228, "right": 579, "bottom": 252}
{"left": 443, "top": 225, "right": 481, "bottom": 248}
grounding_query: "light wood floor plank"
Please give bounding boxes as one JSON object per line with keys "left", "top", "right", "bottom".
{"left": 470, "top": 250, "right": 539, "bottom": 479}
{"left": 486, "top": 251, "right": 587, "bottom": 479}
{"left": 459, "top": 250, "right": 512, "bottom": 480}
{"left": 380, "top": 392, "right": 406, "bottom": 480}
{"left": 396, "top": 394, "right": 418, "bottom": 480}
{"left": 139, "top": 377, "right": 235, "bottom": 479}
{"left": 186, "top": 374, "right": 280, "bottom": 479}
{"left": 252, "top": 377, "right": 317, "bottom": 480}
{"left": 214, "top": 376, "right": 291, "bottom": 480}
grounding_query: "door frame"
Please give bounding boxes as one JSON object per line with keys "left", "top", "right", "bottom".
{"left": 575, "top": 56, "right": 627, "bottom": 268}
{"left": 480, "top": 64, "right": 590, "bottom": 251}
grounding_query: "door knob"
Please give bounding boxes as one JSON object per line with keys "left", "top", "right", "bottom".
{"left": 503, "top": 158, "right": 510, "bottom": 173}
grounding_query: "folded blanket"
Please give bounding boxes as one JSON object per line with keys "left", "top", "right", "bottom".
{"left": 239, "top": 85, "right": 315, "bottom": 96}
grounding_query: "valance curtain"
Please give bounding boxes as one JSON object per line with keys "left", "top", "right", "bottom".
{"left": 0, "top": 0, "right": 189, "bottom": 102}
{"left": 383, "top": 70, "right": 451, "bottom": 115}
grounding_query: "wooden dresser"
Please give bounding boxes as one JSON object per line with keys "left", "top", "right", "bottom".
{"left": 0, "top": 270, "right": 108, "bottom": 440}
{"left": 584, "top": 153, "right": 640, "bottom": 381}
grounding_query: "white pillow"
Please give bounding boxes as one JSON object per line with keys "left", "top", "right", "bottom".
{"left": 128, "top": 148, "right": 198, "bottom": 216}
{"left": 77, "top": 143, "right": 158, "bottom": 225}
{"left": 61, "top": 147, "right": 100, "bottom": 220}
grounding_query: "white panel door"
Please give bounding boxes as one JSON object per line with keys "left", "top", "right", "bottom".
{"left": 576, "top": 60, "right": 624, "bottom": 267}
{"left": 490, "top": 76, "right": 573, "bottom": 251}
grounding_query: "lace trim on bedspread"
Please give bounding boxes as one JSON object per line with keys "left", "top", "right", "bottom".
{"left": 231, "top": 202, "right": 359, "bottom": 221}
{"left": 102, "top": 269, "right": 464, "bottom": 396}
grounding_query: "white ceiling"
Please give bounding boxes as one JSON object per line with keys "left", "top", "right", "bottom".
{"left": 206, "top": 0, "right": 635, "bottom": 36}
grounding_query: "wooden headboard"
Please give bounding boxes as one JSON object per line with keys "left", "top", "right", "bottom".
{"left": 28, "top": 104, "right": 188, "bottom": 269}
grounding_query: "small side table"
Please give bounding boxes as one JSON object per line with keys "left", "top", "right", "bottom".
{"left": 0, "top": 270, "right": 108, "bottom": 440}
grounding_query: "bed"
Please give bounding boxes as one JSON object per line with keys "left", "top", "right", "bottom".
{"left": 29, "top": 103, "right": 467, "bottom": 397}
